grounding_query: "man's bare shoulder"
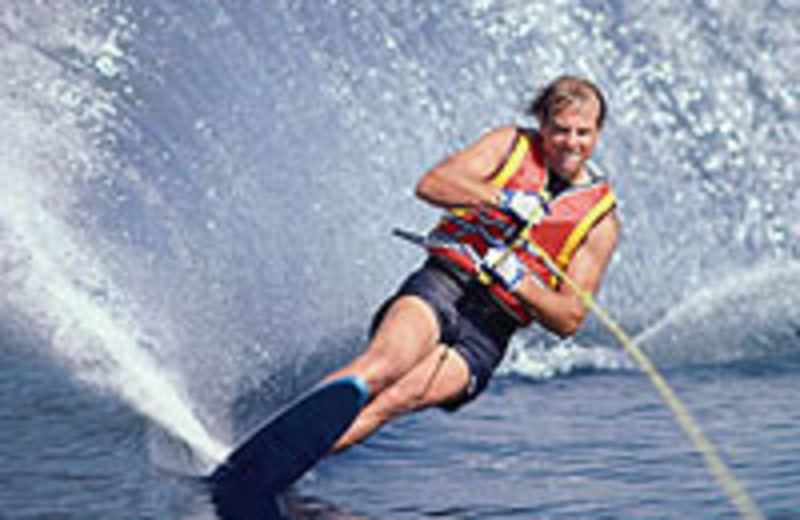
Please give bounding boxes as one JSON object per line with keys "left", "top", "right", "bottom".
{"left": 565, "top": 209, "right": 620, "bottom": 288}
{"left": 451, "top": 125, "right": 519, "bottom": 175}
{"left": 584, "top": 209, "right": 621, "bottom": 265}
{"left": 433, "top": 125, "right": 520, "bottom": 181}
{"left": 474, "top": 125, "right": 519, "bottom": 152}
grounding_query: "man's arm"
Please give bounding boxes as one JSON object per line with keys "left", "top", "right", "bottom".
{"left": 513, "top": 211, "right": 620, "bottom": 337}
{"left": 415, "top": 126, "right": 517, "bottom": 209}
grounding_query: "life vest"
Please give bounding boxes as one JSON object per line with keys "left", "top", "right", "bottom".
{"left": 426, "top": 129, "right": 617, "bottom": 325}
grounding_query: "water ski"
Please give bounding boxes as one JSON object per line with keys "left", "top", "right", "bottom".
{"left": 209, "top": 376, "right": 369, "bottom": 520}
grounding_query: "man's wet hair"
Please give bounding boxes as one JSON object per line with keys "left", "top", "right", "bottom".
{"left": 528, "top": 76, "right": 607, "bottom": 129}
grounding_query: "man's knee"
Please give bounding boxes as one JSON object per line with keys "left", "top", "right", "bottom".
{"left": 367, "top": 383, "right": 429, "bottom": 425}
{"left": 356, "top": 335, "right": 435, "bottom": 395}
{"left": 344, "top": 351, "right": 405, "bottom": 399}
{"left": 378, "top": 355, "right": 467, "bottom": 416}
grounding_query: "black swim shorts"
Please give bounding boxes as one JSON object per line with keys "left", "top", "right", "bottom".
{"left": 370, "top": 257, "right": 519, "bottom": 410}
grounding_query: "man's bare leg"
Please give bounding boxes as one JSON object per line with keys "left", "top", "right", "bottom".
{"left": 323, "top": 294, "right": 470, "bottom": 450}
{"left": 324, "top": 295, "right": 441, "bottom": 395}
{"left": 332, "top": 343, "right": 470, "bottom": 451}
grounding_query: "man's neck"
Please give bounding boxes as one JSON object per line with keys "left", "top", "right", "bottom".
{"left": 550, "top": 165, "right": 591, "bottom": 191}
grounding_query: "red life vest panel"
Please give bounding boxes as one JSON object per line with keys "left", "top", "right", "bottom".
{"left": 426, "top": 129, "right": 617, "bottom": 325}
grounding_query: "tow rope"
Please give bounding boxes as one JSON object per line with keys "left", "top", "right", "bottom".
{"left": 392, "top": 226, "right": 765, "bottom": 520}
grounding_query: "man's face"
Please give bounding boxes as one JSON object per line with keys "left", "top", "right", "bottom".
{"left": 540, "top": 98, "right": 601, "bottom": 182}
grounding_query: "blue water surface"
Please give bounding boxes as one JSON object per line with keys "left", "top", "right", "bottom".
{"left": 0, "top": 1, "right": 798, "bottom": 519}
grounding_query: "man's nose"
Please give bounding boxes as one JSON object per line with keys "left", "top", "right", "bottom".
{"left": 565, "top": 131, "right": 580, "bottom": 149}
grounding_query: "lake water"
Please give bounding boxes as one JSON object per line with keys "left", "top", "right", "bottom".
{"left": 1, "top": 1, "right": 798, "bottom": 518}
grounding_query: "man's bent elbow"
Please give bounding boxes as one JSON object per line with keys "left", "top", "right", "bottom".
{"left": 414, "top": 174, "right": 436, "bottom": 203}
{"left": 551, "top": 305, "right": 588, "bottom": 338}
{"left": 552, "top": 321, "right": 579, "bottom": 338}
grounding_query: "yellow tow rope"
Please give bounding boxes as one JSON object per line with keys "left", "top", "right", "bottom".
{"left": 461, "top": 184, "right": 764, "bottom": 518}
{"left": 524, "top": 240, "right": 765, "bottom": 520}
{"left": 395, "top": 199, "right": 765, "bottom": 518}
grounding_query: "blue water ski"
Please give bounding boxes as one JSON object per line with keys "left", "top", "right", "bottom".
{"left": 209, "top": 376, "right": 368, "bottom": 520}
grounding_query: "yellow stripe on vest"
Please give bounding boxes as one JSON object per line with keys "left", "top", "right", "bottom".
{"left": 546, "top": 191, "right": 617, "bottom": 287}
{"left": 448, "top": 132, "right": 531, "bottom": 218}
{"left": 491, "top": 133, "right": 531, "bottom": 187}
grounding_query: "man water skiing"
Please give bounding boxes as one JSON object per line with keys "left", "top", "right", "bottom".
{"left": 326, "top": 75, "right": 620, "bottom": 451}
